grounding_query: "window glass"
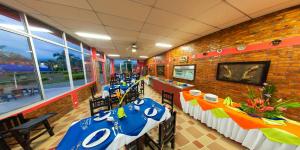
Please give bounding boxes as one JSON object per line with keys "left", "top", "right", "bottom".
{"left": 27, "top": 16, "right": 63, "bottom": 44}
{"left": 66, "top": 35, "right": 81, "bottom": 50}
{"left": 33, "top": 39, "right": 70, "bottom": 98}
{"left": 84, "top": 54, "right": 93, "bottom": 82}
{"left": 69, "top": 49, "right": 84, "bottom": 87}
{"left": 105, "top": 58, "right": 111, "bottom": 81}
{"left": 0, "top": 5, "right": 25, "bottom": 31}
{"left": 0, "top": 30, "right": 42, "bottom": 114}
{"left": 83, "top": 44, "right": 90, "bottom": 55}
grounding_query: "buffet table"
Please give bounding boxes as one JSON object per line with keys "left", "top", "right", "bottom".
{"left": 180, "top": 91, "right": 300, "bottom": 150}
{"left": 148, "top": 76, "right": 194, "bottom": 109}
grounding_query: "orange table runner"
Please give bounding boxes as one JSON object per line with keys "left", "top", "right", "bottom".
{"left": 182, "top": 91, "right": 300, "bottom": 137}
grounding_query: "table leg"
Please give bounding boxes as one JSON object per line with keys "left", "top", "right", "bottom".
{"left": 11, "top": 131, "right": 32, "bottom": 150}
{"left": 43, "top": 120, "right": 54, "bottom": 136}
{"left": 0, "top": 137, "right": 10, "bottom": 150}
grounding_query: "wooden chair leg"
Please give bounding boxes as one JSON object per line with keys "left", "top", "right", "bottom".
{"left": 0, "top": 138, "right": 10, "bottom": 150}
{"left": 171, "top": 138, "right": 175, "bottom": 149}
{"left": 12, "top": 131, "right": 32, "bottom": 150}
{"left": 43, "top": 120, "right": 54, "bottom": 136}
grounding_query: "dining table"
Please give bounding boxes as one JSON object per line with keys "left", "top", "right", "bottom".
{"left": 57, "top": 98, "right": 171, "bottom": 150}
{"left": 180, "top": 91, "right": 300, "bottom": 150}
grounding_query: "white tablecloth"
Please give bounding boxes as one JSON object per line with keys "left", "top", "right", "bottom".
{"left": 180, "top": 92, "right": 300, "bottom": 150}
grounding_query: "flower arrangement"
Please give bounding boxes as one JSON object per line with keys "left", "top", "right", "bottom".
{"left": 240, "top": 83, "right": 300, "bottom": 119}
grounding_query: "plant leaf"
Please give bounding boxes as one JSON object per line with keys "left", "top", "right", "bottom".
{"left": 277, "top": 102, "right": 300, "bottom": 108}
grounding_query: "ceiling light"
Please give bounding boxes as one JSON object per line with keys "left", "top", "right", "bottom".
{"left": 132, "top": 48, "right": 137, "bottom": 53}
{"left": 128, "top": 59, "right": 131, "bottom": 61}
{"left": 139, "top": 56, "right": 148, "bottom": 58}
{"left": 182, "top": 46, "right": 192, "bottom": 51}
{"left": 75, "top": 32, "right": 111, "bottom": 40}
{"left": 155, "top": 43, "right": 172, "bottom": 48}
{"left": 107, "top": 54, "right": 120, "bottom": 57}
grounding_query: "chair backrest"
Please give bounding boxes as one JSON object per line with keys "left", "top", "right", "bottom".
{"left": 159, "top": 111, "right": 176, "bottom": 146}
{"left": 161, "top": 90, "right": 174, "bottom": 111}
{"left": 0, "top": 114, "right": 26, "bottom": 134}
{"left": 90, "top": 85, "right": 98, "bottom": 99}
{"left": 125, "top": 85, "right": 139, "bottom": 104}
{"left": 140, "top": 80, "right": 144, "bottom": 95}
{"left": 89, "top": 97, "right": 110, "bottom": 116}
{"left": 110, "top": 79, "right": 118, "bottom": 86}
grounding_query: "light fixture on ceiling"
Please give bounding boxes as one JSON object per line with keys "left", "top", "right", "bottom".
{"left": 75, "top": 32, "right": 111, "bottom": 40}
{"left": 131, "top": 43, "right": 137, "bottom": 52}
{"left": 132, "top": 44, "right": 137, "bottom": 48}
{"left": 140, "top": 56, "right": 148, "bottom": 58}
{"left": 107, "top": 54, "right": 120, "bottom": 57}
{"left": 182, "top": 46, "right": 192, "bottom": 51}
{"left": 155, "top": 43, "right": 172, "bottom": 48}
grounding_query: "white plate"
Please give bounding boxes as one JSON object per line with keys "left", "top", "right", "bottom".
{"left": 94, "top": 112, "right": 111, "bottom": 121}
{"left": 134, "top": 99, "right": 144, "bottom": 105}
{"left": 82, "top": 128, "right": 110, "bottom": 148}
{"left": 144, "top": 108, "right": 158, "bottom": 117}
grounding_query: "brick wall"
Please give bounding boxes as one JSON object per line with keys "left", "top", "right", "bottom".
{"left": 146, "top": 6, "right": 300, "bottom": 121}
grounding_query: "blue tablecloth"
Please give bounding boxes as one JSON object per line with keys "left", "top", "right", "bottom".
{"left": 57, "top": 98, "right": 167, "bottom": 150}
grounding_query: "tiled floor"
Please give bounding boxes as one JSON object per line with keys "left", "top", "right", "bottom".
{"left": 12, "top": 84, "right": 245, "bottom": 150}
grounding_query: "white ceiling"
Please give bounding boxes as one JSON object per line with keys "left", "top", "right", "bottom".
{"left": 0, "top": 0, "right": 299, "bottom": 59}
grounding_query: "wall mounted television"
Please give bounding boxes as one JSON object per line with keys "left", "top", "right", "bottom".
{"left": 216, "top": 61, "right": 271, "bottom": 85}
{"left": 173, "top": 65, "right": 196, "bottom": 81}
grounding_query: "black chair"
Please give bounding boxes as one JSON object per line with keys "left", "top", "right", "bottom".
{"left": 125, "top": 77, "right": 131, "bottom": 85}
{"left": 125, "top": 85, "right": 139, "bottom": 104}
{"left": 110, "top": 79, "right": 119, "bottom": 86}
{"left": 162, "top": 91, "right": 174, "bottom": 111}
{"left": 140, "top": 80, "right": 144, "bottom": 95}
{"left": 89, "top": 97, "right": 111, "bottom": 116}
{"left": 0, "top": 113, "right": 56, "bottom": 150}
{"left": 145, "top": 111, "right": 177, "bottom": 150}
{"left": 90, "top": 84, "right": 100, "bottom": 100}
{"left": 109, "top": 87, "right": 121, "bottom": 108}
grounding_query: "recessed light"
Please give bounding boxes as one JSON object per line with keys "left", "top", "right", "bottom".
{"left": 132, "top": 48, "right": 137, "bottom": 52}
{"left": 107, "top": 54, "right": 120, "bottom": 57}
{"left": 75, "top": 32, "right": 111, "bottom": 40}
{"left": 155, "top": 43, "right": 172, "bottom": 48}
{"left": 182, "top": 46, "right": 192, "bottom": 51}
{"left": 140, "top": 56, "right": 148, "bottom": 58}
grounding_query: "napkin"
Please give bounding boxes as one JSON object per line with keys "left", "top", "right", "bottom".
{"left": 98, "top": 110, "right": 109, "bottom": 117}
{"left": 148, "top": 107, "right": 155, "bottom": 115}
{"left": 87, "top": 130, "right": 106, "bottom": 145}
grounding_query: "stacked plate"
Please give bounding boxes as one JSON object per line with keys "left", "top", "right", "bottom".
{"left": 189, "top": 89, "right": 201, "bottom": 96}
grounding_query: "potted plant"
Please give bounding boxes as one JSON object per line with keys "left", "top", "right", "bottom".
{"left": 240, "top": 83, "right": 300, "bottom": 120}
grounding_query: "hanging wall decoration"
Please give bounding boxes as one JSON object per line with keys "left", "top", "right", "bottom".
{"left": 216, "top": 61, "right": 271, "bottom": 85}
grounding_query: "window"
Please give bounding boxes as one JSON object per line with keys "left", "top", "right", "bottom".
{"left": 0, "top": 5, "right": 25, "bottom": 32}
{"left": 27, "top": 16, "right": 64, "bottom": 44}
{"left": 0, "top": 30, "right": 42, "bottom": 114}
{"left": 66, "top": 35, "right": 81, "bottom": 50}
{"left": 33, "top": 39, "right": 70, "bottom": 98}
{"left": 84, "top": 54, "right": 93, "bottom": 82}
{"left": 83, "top": 44, "right": 91, "bottom": 55}
{"left": 68, "top": 49, "right": 85, "bottom": 87}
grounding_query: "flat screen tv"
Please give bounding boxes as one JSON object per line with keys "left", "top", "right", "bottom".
{"left": 173, "top": 65, "right": 196, "bottom": 81}
{"left": 216, "top": 61, "right": 270, "bottom": 85}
